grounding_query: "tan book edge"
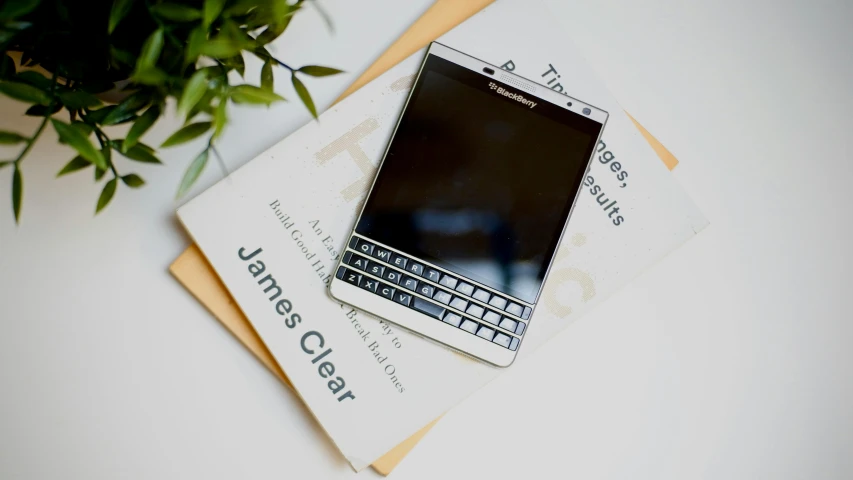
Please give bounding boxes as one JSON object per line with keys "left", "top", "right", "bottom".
{"left": 170, "top": 0, "right": 681, "bottom": 475}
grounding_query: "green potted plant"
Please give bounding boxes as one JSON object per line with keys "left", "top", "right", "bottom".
{"left": 0, "top": 0, "right": 342, "bottom": 223}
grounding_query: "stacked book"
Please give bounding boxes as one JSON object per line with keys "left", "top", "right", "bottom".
{"left": 171, "top": 0, "right": 707, "bottom": 474}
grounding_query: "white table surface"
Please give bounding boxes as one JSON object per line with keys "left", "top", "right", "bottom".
{"left": 2, "top": 0, "right": 852, "bottom": 478}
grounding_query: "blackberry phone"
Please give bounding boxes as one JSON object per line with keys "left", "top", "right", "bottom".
{"left": 329, "top": 42, "right": 607, "bottom": 367}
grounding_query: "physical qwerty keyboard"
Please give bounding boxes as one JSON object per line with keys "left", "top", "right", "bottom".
{"left": 335, "top": 235, "right": 531, "bottom": 351}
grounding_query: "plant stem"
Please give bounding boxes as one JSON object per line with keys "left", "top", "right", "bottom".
{"left": 210, "top": 142, "right": 229, "bottom": 177}
{"left": 270, "top": 56, "right": 294, "bottom": 71}
{"left": 93, "top": 128, "right": 119, "bottom": 177}
{"left": 12, "top": 115, "right": 49, "bottom": 166}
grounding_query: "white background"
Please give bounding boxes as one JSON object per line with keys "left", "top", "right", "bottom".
{"left": 1, "top": 0, "right": 852, "bottom": 478}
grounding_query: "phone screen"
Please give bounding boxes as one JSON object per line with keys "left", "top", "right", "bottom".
{"left": 355, "top": 54, "right": 603, "bottom": 303}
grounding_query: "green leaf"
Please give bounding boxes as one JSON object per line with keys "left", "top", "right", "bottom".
{"left": 151, "top": 3, "right": 202, "bottom": 22}
{"left": 224, "top": 0, "right": 267, "bottom": 16}
{"left": 185, "top": 90, "right": 215, "bottom": 123}
{"left": 16, "top": 70, "right": 51, "bottom": 90}
{"left": 12, "top": 164, "right": 22, "bottom": 224}
{"left": 0, "top": 130, "right": 26, "bottom": 145}
{"left": 136, "top": 28, "right": 164, "bottom": 72}
{"left": 72, "top": 121, "right": 94, "bottom": 138}
{"left": 58, "top": 90, "right": 103, "bottom": 110}
{"left": 108, "top": 0, "right": 133, "bottom": 34}
{"left": 256, "top": 16, "right": 291, "bottom": 45}
{"left": 82, "top": 106, "right": 115, "bottom": 123}
{"left": 203, "top": 0, "right": 226, "bottom": 27}
{"left": 161, "top": 122, "right": 212, "bottom": 148}
{"left": 0, "top": 0, "right": 42, "bottom": 20}
{"left": 199, "top": 37, "right": 241, "bottom": 58}
{"left": 102, "top": 92, "right": 149, "bottom": 126}
{"left": 131, "top": 67, "right": 168, "bottom": 86}
{"left": 221, "top": 54, "right": 245, "bottom": 77}
{"left": 229, "top": 84, "right": 284, "bottom": 105}
{"left": 291, "top": 74, "right": 316, "bottom": 118}
{"left": 101, "top": 142, "right": 112, "bottom": 168}
{"left": 178, "top": 70, "right": 208, "bottom": 118}
{"left": 94, "top": 166, "right": 106, "bottom": 181}
{"left": 177, "top": 149, "right": 208, "bottom": 198}
{"left": 25, "top": 103, "right": 61, "bottom": 116}
{"left": 121, "top": 174, "right": 145, "bottom": 188}
{"left": 213, "top": 98, "right": 227, "bottom": 139}
{"left": 57, "top": 156, "right": 91, "bottom": 177}
{"left": 124, "top": 106, "right": 160, "bottom": 152}
{"left": 96, "top": 178, "right": 117, "bottom": 213}
{"left": 0, "top": 161, "right": 11, "bottom": 170}
{"left": 122, "top": 144, "right": 162, "bottom": 164}
{"left": 0, "top": 54, "right": 15, "bottom": 79}
{"left": 116, "top": 141, "right": 156, "bottom": 155}
{"left": 297, "top": 65, "right": 344, "bottom": 77}
{"left": 51, "top": 119, "right": 106, "bottom": 170}
{"left": 109, "top": 46, "right": 136, "bottom": 67}
{"left": 260, "top": 59, "right": 273, "bottom": 91}
{"left": 185, "top": 26, "right": 207, "bottom": 66}
{"left": 0, "top": 81, "right": 51, "bottom": 105}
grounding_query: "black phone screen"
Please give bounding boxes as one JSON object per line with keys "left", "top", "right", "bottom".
{"left": 355, "top": 54, "right": 603, "bottom": 303}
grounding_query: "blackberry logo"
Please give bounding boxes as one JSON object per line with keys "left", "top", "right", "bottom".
{"left": 488, "top": 82, "right": 537, "bottom": 109}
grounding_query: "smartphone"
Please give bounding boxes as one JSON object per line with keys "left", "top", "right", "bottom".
{"left": 329, "top": 42, "right": 607, "bottom": 367}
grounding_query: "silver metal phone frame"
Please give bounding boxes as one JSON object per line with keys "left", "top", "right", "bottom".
{"left": 329, "top": 41, "right": 608, "bottom": 365}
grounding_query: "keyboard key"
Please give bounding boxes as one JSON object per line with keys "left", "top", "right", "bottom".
{"left": 406, "top": 261, "right": 424, "bottom": 276}
{"left": 455, "top": 282, "right": 475, "bottom": 296}
{"left": 488, "top": 296, "right": 508, "bottom": 310}
{"left": 400, "top": 275, "right": 419, "bottom": 291}
{"left": 390, "top": 253, "right": 408, "bottom": 270}
{"left": 443, "top": 312, "right": 462, "bottom": 327}
{"left": 348, "top": 253, "right": 370, "bottom": 271}
{"left": 492, "top": 332, "right": 512, "bottom": 348}
{"left": 493, "top": 332, "right": 511, "bottom": 348}
{"left": 506, "top": 302, "right": 524, "bottom": 317}
{"left": 383, "top": 269, "right": 402, "bottom": 285}
{"left": 460, "top": 319, "right": 479, "bottom": 334}
{"left": 359, "top": 276, "right": 379, "bottom": 293}
{"left": 424, "top": 268, "right": 442, "bottom": 282}
{"left": 411, "top": 297, "right": 445, "bottom": 320}
{"left": 509, "top": 337, "right": 520, "bottom": 351}
{"left": 348, "top": 236, "right": 359, "bottom": 249}
{"left": 366, "top": 261, "right": 385, "bottom": 278}
{"left": 416, "top": 282, "right": 435, "bottom": 298}
{"left": 515, "top": 321, "right": 526, "bottom": 335}
{"left": 476, "top": 326, "right": 495, "bottom": 341}
{"left": 342, "top": 269, "right": 361, "bottom": 286}
{"left": 439, "top": 274, "right": 458, "bottom": 289}
{"left": 482, "top": 310, "right": 501, "bottom": 326}
{"left": 394, "top": 290, "right": 412, "bottom": 307}
{"left": 378, "top": 284, "right": 395, "bottom": 300}
{"left": 335, "top": 265, "right": 346, "bottom": 279}
{"left": 449, "top": 297, "right": 468, "bottom": 311}
{"left": 393, "top": 291, "right": 412, "bottom": 307}
{"left": 342, "top": 251, "right": 352, "bottom": 265}
{"left": 472, "top": 288, "right": 491, "bottom": 303}
{"left": 522, "top": 306, "right": 532, "bottom": 320}
{"left": 372, "top": 247, "right": 392, "bottom": 262}
{"left": 355, "top": 239, "right": 375, "bottom": 256}
{"left": 499, "top": 317, "right": 517, "bottom": 332}
{"left": 466, "top": 304, "right": 485, "bottom": 318}
{"left": 433, "top": 290, "right": 452, "bottom": 305}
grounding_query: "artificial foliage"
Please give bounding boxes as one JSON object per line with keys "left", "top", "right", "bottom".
{"left": 0, "top": 0, "right": 341, "bottom": 222}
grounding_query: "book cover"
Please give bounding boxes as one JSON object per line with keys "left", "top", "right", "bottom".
{"left": 178, "top": 0, "right": 708, "bottom": 470}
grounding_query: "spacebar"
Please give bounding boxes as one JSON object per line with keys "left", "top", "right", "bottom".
{"left": 411, "top": 297, "right": 446, "bottom": 320}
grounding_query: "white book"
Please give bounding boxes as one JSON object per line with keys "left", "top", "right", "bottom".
{"left": 177, "top": 0, "right": 708, "bottom": 471}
